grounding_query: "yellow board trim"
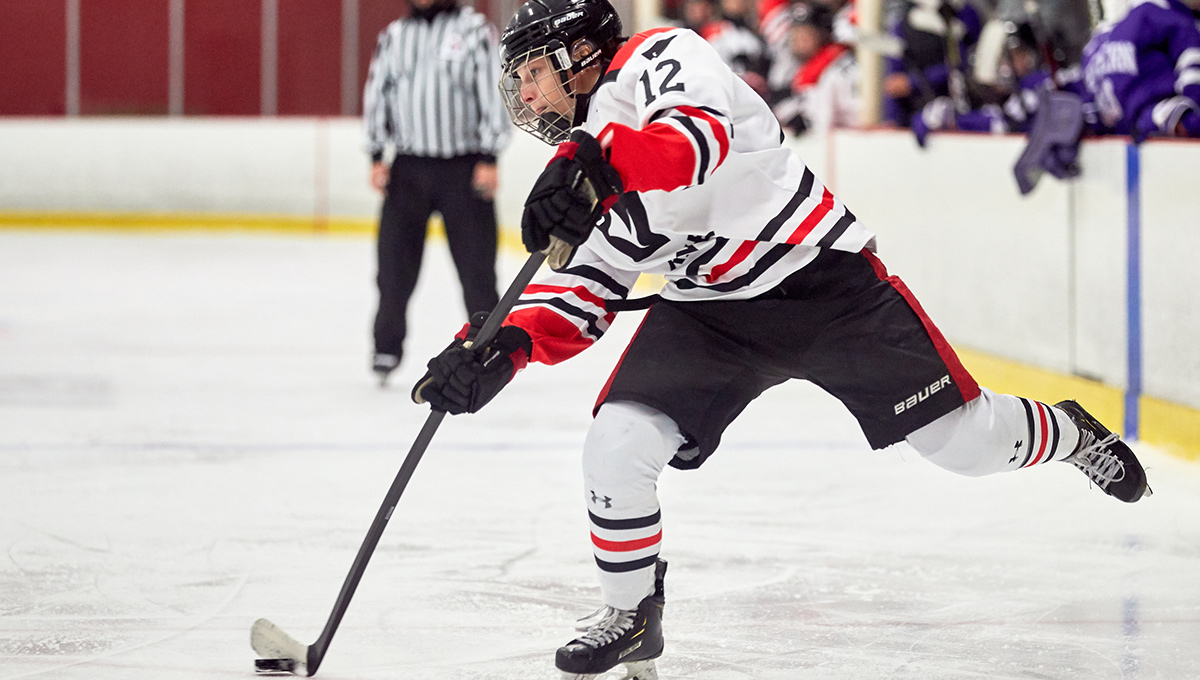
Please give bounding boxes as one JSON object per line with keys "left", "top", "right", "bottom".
{"left": 0, "top": 210, "right": 531, "bottom": 257}
{"left": 1140, "top": 395, "right": 1200, "bottom": 462}
{"left": 955, "top": 348, "right": 1125, "bottom": 430}
{"left": 956, "top": 347, "right": 1199, "bottom": 461}
{"left": 0, "top": 210, "right": 380, "bottom": 235}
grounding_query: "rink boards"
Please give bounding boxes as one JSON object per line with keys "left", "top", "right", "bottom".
{"left": 0, "top": 118, "right": 1197, "bottom": 460}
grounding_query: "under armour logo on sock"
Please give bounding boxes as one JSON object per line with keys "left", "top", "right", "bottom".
{"left": 1009, "top": 440, "right": 1023, "bottom": 464}
{"left": 590, "top": 490, "right": 612, "bottom": 509}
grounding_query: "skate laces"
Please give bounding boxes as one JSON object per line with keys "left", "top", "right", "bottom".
{"left": 573, "top": 606, "right": 636, "bottom": 648}
{"left": 1069, "top": 432, "right": 1125, "bottom": 486}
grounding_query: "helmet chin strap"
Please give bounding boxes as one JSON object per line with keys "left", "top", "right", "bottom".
{"left": 566, "top": 49, "right": 607, "bottom": 128}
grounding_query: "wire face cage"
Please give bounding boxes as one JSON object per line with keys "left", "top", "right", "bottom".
{"left": 499, "top": 44, "right": 580, "bottom": 145}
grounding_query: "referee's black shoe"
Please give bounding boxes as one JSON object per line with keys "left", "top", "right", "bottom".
{"left": 372, "top": 353, "right": 400, "bottom": 386}
{"left": 1056, "top": 400, "right": 1150, "bottom": 503}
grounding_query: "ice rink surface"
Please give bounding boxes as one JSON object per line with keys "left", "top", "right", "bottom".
{"left": 1, "top": 230, "right": 1199, "bottom": 680}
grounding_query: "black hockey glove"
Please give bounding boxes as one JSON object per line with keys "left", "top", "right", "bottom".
{"left": 521, "top": 129, "right": 624, "bottom": 254}
{"left": 411, "top": 312, "right": 533, "bottom": 415}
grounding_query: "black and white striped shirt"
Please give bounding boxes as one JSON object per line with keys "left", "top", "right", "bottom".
{"left": 363, "top": 5, "right": 510, "bottom": 161}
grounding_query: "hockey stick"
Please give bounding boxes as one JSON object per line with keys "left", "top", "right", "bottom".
{"left": 250, "top": 242, "right": 562, "bottom": 676}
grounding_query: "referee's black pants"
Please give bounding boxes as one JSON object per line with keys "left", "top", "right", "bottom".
{"left": 373, "top": 154, "right": 500, "bottom": 360}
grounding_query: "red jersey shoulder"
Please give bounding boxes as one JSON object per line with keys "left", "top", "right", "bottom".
{"left": 606, "top": 27, "right": 681, "bottom": 73}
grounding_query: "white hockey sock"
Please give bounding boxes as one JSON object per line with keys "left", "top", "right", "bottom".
{"left": 906, "top": 387, "right": 1080, "bottom": 476}
{"left": 583, "top": 400, "right": 685, "bottom": 611}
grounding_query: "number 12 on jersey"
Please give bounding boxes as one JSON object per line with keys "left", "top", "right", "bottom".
{"left": 638, "top": 36, "right": 686, "bottom": 106}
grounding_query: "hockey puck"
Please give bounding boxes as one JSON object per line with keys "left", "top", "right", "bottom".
{"left": 254, "top": 658, "right": 297, "bottom": 674}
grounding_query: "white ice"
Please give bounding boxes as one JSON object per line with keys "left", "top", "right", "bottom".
{"left": 1, "top": 230, "right": 1199, "bottom": 680}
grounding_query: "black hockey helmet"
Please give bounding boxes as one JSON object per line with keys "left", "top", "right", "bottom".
{"left": 1004, "top": 20, "right": 1039, "bottom": 52}
{"left": 500, "top": 0, "right": 623, "bottom": 66}
{"left": 789, "top": 2, "right": 834, "bottom": 36}
{"left": 498, "top": 0, "right": 623, "bottom": 144}
{"left": 999, "top": 19, "right": 1046, "bottom": 78}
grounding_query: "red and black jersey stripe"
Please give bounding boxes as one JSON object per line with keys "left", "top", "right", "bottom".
{"left": 512, "top": 296, "right": 605, "bottom": 338}
{"left": 556, "top": 264, "right": 631, "bottom": 299}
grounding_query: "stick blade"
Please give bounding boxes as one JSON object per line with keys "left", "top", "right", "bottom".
{"left": 251, "top": 618, "right": 309, "bottom": 676}
{"left": 255, "top": 658, "right": 297, "bottom": 675}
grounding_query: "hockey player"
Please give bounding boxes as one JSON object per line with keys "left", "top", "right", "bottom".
{"left": 679, "top": 0, "right": 770, "bottom": 96}
{"left": 883, "top": 0, "right": 983, "bottom": 126}
{"left": 1081, "top": 0, "right": 1200, "bottom": 140}
{"left": 771, "top": 2, "right": 860, "bottom": 135}
{"left": 412, "top": 0, "right": 1150, "bottom": 677}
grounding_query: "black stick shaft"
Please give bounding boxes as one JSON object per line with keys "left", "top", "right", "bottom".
{"left": 305, "top": 249, "right": 548, "bottom": 675}
{"left": 469, "top": 250, "right": 548, "bottom": 349}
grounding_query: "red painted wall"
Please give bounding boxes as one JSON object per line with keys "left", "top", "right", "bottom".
{"left": 80, "top": 0, "right": 169, "bottom": 115}
{"left": 184, "top": 0, "right": 261, "bottom": 115}
{"left": 358, "top": 0, "right": 406, "bottom": 117}
{"left": 0, "top": 1, "right": 67, "bottom": 115}
{"left": 0, "top": 0, "right": 507, "bottom": 118}
{"left": 278, "top": 0, "right": 342, "bottom": 115}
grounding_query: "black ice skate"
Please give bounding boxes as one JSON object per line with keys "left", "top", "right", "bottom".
{"left": 556, "top": 559, "right": 667, "bottom": 680}
{"left": 1056, "top": 400, "right": 1150, "bottom": 503}
{"left": 372, "top": 353, "right": 399, "bottom": 386}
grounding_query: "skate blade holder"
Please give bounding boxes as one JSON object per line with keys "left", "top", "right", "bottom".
{"left": 561, "top": 659, "right": 659, "bottom": 680}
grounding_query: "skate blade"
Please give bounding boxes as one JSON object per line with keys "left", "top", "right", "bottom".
{"left": 560, "top": 659, "right": 658, "bottom": 680}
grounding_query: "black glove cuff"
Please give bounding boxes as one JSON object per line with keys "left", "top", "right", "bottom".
{"left": 567, "top": 129, "right": 624, "bottom": 200}
{"left": 492, "top": 324, "right": 533, "bottom": 362}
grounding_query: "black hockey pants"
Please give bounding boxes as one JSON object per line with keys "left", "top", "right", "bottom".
{"left": 373, "top": 154, "right": 500, "bottom": 358}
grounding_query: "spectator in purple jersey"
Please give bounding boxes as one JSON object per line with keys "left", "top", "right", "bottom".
{"left": 1082, "top": 0, "right": 1200, "bottom": 140}
{"left": 883, "top": 0, "right": 983, "bottom": 127}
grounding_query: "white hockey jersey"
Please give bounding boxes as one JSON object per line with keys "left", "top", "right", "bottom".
{"left": 506, "top": 27, "right": 876, "bottom": 365}
{"left": 774, "top": 44, "right": 860, "bottom": 136}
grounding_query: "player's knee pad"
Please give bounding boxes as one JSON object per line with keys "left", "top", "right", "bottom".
{"left": 906, "top": 388, "right": 1025, "bottom": 477}
{"left": 583, "top": 401, "right": 685, "bottom": 502}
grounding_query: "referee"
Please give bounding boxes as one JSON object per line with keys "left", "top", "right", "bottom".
{"left": 363, "top": 0, "right": 510, "bottom": 384}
